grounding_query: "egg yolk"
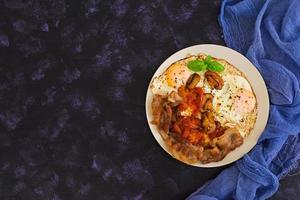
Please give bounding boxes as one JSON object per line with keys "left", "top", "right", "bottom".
{"left": 232, "top": 89, "right": 255, "bottom": 114}
{"left": 165, "top": 63, "right": 191, "bottom": 88}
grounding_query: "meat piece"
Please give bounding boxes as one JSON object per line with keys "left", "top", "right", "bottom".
{"left": 199, "top": 128, "right": 243, "bottom": 163}
{"left": 160, "top": 103, "right": 173, "bottom": 133}
{"left": 200, "top": 146, "right": 222, "bottom": 163}
{"left": 151, "top": 95, "right": 165, "bottom": 125}
{"left": 186, "top": 73, "right": 201, "bottom": 89}
{"left": 163, "top": 133, "right": 204, "bottom": 164}
{"left": 208, "top": 122, "right": 226, "bottom": 139}
{"left": 171, "top": 106, "right": 180, "bottom": 122}
{"left": 213, "top": 128, "right": 243, "bottom": 150}
{"left": 172, "top": 122, "right": 181, "bottom": 133}
{"left": 151, "top": 95, "right": 164, "bottom": 125}
{"left": 152, "top": 95, "right": 174, "bottom": 133}
{"left": 205, "top": 70, "right": 224, "bottom": 90}
{"left": 201, "top": 112, "right": 216, "bottom": 133}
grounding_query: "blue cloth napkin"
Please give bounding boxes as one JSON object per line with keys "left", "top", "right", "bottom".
{"left": 187, "top": 0, "right": 300, "bottom": 199}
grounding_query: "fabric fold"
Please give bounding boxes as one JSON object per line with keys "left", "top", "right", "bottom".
{"left": 187, "top": 0, "right": 300, "bottom": 199}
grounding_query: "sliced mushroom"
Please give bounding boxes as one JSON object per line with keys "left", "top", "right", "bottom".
{"left": 201, "top": 93, "right": 213, "bottom": 112}
{"left": 201, "top": 111, "right": 216, "bottom": 133}
{"left": 186, "top": 73, "right": 201, "bottom": 89}
{"left": 178, "top": 86, "right": 187, "bottom": 97}
{"left": 168, "top": 91, "right": 182, "bottom": 106}
{"left": 205, "top": 70, "right": 224, "bottom": 90}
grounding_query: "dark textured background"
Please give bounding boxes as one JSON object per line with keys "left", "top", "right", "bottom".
{"left": 0, "top": 0, "right": 299, "bottom": 199}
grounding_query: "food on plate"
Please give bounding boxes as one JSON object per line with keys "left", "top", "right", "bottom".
{"left": 150, "top": 54, "right": 257, "bottom": 164}
{"left": 204, "top": 71, "right": 224, "bottom": 90}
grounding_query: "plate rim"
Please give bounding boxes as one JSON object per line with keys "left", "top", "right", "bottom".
{"left": 145, "top": 44, "right": 269, "bottom": 167}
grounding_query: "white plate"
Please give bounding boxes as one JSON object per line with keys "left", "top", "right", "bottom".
{"left": 145, "top": 44, "right": 269, "bottom": 167}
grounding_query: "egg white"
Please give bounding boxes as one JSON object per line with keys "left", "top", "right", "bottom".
{"left": 211, "top": 75, "right": 255, "bottom": 136}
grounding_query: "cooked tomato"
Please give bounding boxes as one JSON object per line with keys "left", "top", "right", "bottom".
{"left": 181, "top": 117, "right": 200, "bottom": 129}
{"left": 172, "top": 86, "right": 228, "bottom": 145}
{"left": 172, "top": 86, "right": 206, "bottom": 144}
{"left": 178, "top": 86, "right": 204, "bottom": 115}
{"left": 188, "top": 129, "right": 204, "bottom": 145}
{"left": 172, "top": 116, "right": 203, "bottom": 144}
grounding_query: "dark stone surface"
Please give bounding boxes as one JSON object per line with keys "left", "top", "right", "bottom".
{"left": 272, "top": 173, "right": 300, "bottom": 200}
{"left": 0, "top": 0, "right": 298, "bottom": 199}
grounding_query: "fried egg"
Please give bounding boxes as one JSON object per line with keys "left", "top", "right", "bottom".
{"left": 151, "top": 56, "right": 197, "bottom": 96}
{"left": 211, "top": 75, "right": 256, "bottom": 127}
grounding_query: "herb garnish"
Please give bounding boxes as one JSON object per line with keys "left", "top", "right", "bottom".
{"left": 187, "top": 55, "right": 225, "bottom": 72}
